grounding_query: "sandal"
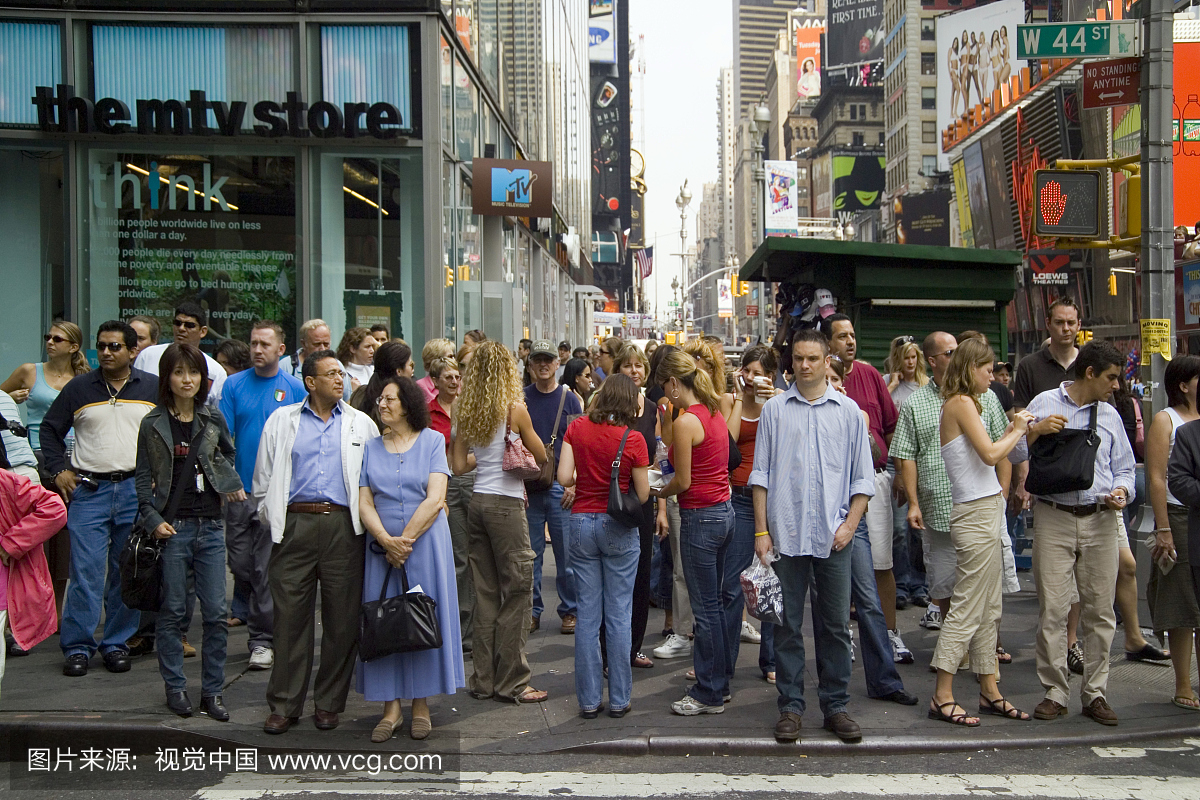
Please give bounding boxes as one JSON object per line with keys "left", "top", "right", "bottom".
{"left": 978, "top": 694, "right": 1030, "bottom": 720}
{"left": 1173, "top": 694, "right": 1200, "bottom": 710}
{"left": 928, "top": 699, "right": 980, "bottom": 727}
{"left": 763, "top": 671, "right": 776, "bottom": 685}
{"left": 995, "top": 646, "right": 1013, "bottom": 664}
{"left": 515, "top": 686, "right": 548, "bottom": 704}
{"left": 632, "top": 653, "right": 654, "bottom": 669}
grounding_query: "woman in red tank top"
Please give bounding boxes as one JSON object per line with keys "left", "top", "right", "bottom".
{"left": 653, "top": 348, "right": 736, "bottom": 715}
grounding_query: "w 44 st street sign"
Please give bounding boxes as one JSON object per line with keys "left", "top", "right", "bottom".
{"left": 1016, "top": 21, "right": 1140, "bottom": 59}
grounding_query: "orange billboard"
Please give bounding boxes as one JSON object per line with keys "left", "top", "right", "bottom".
{"left": 795, "top": 14, "right": 824, "bottom": 100}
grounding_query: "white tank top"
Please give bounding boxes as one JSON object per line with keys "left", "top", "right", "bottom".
{"left": 1166, "top": 407, "right": 1189, "bottom": 507}
{"left": 470, "top": 422, "right": 527, "bottom": 499}
{"left": 941, "top": 434, "right": 1002, "bottom": 504}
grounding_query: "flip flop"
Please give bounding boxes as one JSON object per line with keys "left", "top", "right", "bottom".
{"left": 515, "top": 686, "right": 548, "bottom": 704}
{"left": 928, "top": 699, "right": 980, "bottom": 727}
{"left": 978, "top": 694, "right": 1030, "bottom": 720}
{"left": 995, "top": 646, "right": 1012, "bottom": 664}
{"left": 1173, "top": 695, "right": 1200, "bottom": 710}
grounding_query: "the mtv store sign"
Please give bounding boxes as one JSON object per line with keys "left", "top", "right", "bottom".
{"left": 470, "top": 158, "right": 554, "bottom": 218}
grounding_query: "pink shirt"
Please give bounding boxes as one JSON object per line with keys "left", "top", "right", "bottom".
{"left": 0, "top": 559, "right": 7, "bottom": 611}
{"left": 416, "top": 375, "right": 437, "bottom": 403}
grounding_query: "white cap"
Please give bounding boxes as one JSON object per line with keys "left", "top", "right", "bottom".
{"left": 815, "top": 289, "right": 836, "bottom": 318}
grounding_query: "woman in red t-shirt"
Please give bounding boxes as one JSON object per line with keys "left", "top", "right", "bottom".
{"left": 557, "top": 374, "right": 650, "bottom": 719}
{"left": 652, "top": 348, "right": 735, "bottom": 716}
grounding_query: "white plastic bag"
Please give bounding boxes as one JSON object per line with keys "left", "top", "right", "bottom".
{"left": 740, "top": 560, "right": 783, "bottom": 625}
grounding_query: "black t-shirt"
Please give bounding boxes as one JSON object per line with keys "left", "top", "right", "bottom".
{"left": 169, "top": 415, "right": 221, "bottom": 519}
{"left": 990, "top": 380, "right": 1014, "bottom": 413}
{"left": 1013, "top": 347, "right": 1076, "bottom": 408}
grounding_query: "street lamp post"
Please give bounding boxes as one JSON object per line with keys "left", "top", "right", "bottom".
{"left": 670, "top": 276, "right": 680, "bottom": 335}
{"left": 675, "top": 181, "right": 693, "bottom": 337}
{"left": 751, "top": 104, "right": 771, "bottom": 345}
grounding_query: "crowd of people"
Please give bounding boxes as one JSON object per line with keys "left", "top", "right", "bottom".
{"left": 0, "top": 293, "right": 1197, "bottom": 745}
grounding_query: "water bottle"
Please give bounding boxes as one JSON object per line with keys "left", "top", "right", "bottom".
{"left": 655, "top": 436, "right": 674, "bottom": 479}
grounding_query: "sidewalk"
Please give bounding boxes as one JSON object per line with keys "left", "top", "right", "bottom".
{"left": 2, "top": 565, "right": 1198, "bottom": 758}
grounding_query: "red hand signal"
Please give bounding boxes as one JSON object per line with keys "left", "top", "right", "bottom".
{"left": 1040, "top": 180, "right": 1068, "bottom": 225}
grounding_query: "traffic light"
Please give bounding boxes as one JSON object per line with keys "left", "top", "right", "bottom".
{"left": 457, "top": 264, "right": 471, "bottom": 281}
{"left": 1034, "top": 170, "right": 1101, "bottom": 238}
{"left": 444, "top": 265, "right": 454, "bottom": 287}
{"left": 1109, "top": 272, "right": 1118, "bottom": 296}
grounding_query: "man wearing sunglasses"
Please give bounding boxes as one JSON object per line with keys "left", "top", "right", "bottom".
{"left": 133, "top": 302, "right": 226, "bottom": 407}
{"left": 40, "top": 321, "right": 157, "bottom": 678}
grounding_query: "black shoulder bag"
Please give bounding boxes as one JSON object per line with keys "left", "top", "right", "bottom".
{"left": 1026, "top": 404, "right": 1100, "bottom": 496}
{"left": 120, "top": 418, "right": 206, "bottom": 613}
{"left": 607, "top": 428, "right": 646, "bottom": 528}
{"left": 359, "top": 542, "right": 443, "bottom": 661}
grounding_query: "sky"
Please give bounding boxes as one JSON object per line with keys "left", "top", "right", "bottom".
{"left": 628, "top": 0, "right": 733, "bottom": 316}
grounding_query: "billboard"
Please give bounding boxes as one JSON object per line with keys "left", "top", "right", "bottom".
{"left": 470, "top": 158, "right": 554, "bottom": 217}
{"left": 894, "top": 189, "right": 951, "bottom": 246}
{"left": 980, "top": 129, "right": 1016, "bottom": 250}
{"left": 951, "top": 157, "right": 974, "bottom": 248}
{"left": 827, "top": 0, "right": 884, "bottom": 69}
{"left": 935, "top": 0, "right": 1024, "bottom": 168}
{"left": 794, "top": 13, "right": 825, "bottom": 99}
{"left": 589, "top": 14, "right": 616, "bottom": 64}
{"left": 717, "top": 279, "right": 733, "bottom": 319}
{"left": 764, "top": 160, "right": 799, "bottom": 236}
{"left": 962, "top": 142, "right": 994, "bottom": 249}
{"left": 832, "top": 154, "right": 885, "bottom": 212}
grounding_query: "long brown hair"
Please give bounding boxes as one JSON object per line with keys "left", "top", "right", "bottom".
{"left": 455, "top": 340, "right": 522, "bottom": 447}
{"left": 587, "top": 373, "right": 640, "bottom": 427}
{"left": 941, "top": 337, "right": 994, "bottom": 413}
{"left": 654, "top": 348, "right": 721, "bottom": 414}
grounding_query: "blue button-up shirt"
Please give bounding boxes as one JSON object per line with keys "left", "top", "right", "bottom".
{"left": 289, "top": 400, "right": 349, "bottom": 506}
{"left": 748, "top": 383, "right": 875, "bottom": 559}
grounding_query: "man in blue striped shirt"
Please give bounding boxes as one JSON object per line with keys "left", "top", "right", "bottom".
{"left": 1024, "top": 341, "right": 1135, "bottom": 727}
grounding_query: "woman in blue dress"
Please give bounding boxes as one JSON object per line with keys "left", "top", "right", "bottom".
{"left": 357, "top": 376, "right": 464, "bottom": 742}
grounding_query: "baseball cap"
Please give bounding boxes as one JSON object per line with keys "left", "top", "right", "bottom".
{"left": 530, "top": 339, "right": 557, "bottom": 358}
{"left": 815, "top": 289, "right": 836, "bottom": 318}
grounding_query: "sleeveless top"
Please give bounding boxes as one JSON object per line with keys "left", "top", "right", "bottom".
{"left": 672, "top": 403, "right": 731, "bottom": 509}
{"left": 730, "top": 416, "right": 759, "bottom": 487}
{"left": 25, "top": 362, "right": 61, "bottom": 450}
{"left": 940, "top": 434, "right": 1002, "bottom": 505}
{"left": 1166, "top": 407, "right": 1190, "bottom": 507}
{"left": 471, "top": 418, "right": 527, "bottom": 499}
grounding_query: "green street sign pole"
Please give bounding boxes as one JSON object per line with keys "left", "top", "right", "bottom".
{"left": 1016, "top": 21, "right": 1140, "bottom": 59}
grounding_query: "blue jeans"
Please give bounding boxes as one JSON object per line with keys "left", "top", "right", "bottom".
{"left": 774, "top": 545, "right": 853, "bottom": 717}
{"left": 60, "top": 478, "right": 141, "bottom": 658}
{"left": 679, "top": 501, "right": 736, "bottom": 707}
{"left": 157, "top": 518, "right": 228, "bottom": 697}
{"left": 888, "top": 463, "right": 926, "bottom": 601}
{"left": 812, "top": 519, "right": 905, "bottom": 698}
{"left": 528, "top": 482, "right": 576, "bottom": 620}
{"left": 569, "top": 512, "right": 640, "bottom": 712}
{"left": 731, "top": 494, "right": 776, "bottom": 674}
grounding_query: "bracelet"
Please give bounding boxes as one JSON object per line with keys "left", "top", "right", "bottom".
{"left": 755, "top": 531, "right": 770, "bottom": 538}
{"left": 1155, "top": 528, "right": 1172, "bottom": 534}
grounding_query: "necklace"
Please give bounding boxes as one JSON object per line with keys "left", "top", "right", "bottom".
{"left": 385, "top": 429, "right": 418, "bottom": 457}
{"left": 105, "top": 374, "right": 128, "bottom": 405}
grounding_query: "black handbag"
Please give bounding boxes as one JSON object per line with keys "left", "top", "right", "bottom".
{"left": 1027, "top": 404, "right": 1100, "bottom": 496}
{"left": 607, "top": 428, "right": 645, "bottom": 528}
{"left": 120, "top": 418, "right": 206, "bottom": 613}
{"left": 359, "top": 543, "right": 443, "bottom": 661}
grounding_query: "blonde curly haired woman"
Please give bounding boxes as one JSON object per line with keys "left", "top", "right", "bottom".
{"left": 449, "top": 341, "right": 549, "bottom": 704}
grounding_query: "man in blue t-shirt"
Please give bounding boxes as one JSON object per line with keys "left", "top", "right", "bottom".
{"left": 523, "top": 339, "right": 583, "bottom": 633}
{"left": 218, "top": 320, "right": 306, "bottom": 671}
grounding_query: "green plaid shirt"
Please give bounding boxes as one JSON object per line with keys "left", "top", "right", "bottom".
{"left": 890, "top": 381, "right": 1007, "bottom": 532}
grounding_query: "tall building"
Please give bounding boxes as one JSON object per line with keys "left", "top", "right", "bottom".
{"left": 718, "top": 67, "right": 737, "bottom": 262}
{"left": 734, "top": 0, "right": 804, "bottom": 117}
{"left": 694, "top": 182, "right": 723, "bottom": 334}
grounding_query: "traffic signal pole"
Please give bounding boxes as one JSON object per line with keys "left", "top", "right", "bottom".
{"left": 1142, "top": 0, "right": 1174, "bottom": 415}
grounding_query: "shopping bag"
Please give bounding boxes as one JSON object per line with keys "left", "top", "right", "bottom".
{"left": 740, "top": 560, "right": 783, "bottom": 625}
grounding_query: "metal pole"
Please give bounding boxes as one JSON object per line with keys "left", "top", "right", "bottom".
{"left": 1142, "top": 0, "right": 1174, "bottom": 415}
{"left": 680, "top": 207, "right": 688, "bottom": 337}
{"left": 752, "top": 134, "right": 766, "bottom": 345}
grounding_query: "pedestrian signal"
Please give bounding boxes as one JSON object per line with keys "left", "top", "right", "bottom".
{"left": 1034, "top": 170, "right": 1101, "bottom": 238}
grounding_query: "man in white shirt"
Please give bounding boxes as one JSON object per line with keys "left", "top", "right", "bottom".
{"left": 132, "top": 302, "right": 226, "bottom": 406}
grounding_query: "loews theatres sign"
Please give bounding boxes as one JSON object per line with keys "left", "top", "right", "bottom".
{"left": 32, "top": 85, "right": 406, "bottom": 139}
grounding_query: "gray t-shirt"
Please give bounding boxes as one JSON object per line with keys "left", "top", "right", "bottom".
{"left": 884, "top": 375, "right": 920, "bottom": 410}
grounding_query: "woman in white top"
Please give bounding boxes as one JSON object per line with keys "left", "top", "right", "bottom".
{"left": 930, "top": 338, "right": 1033, "bottom": 727}
{"left": 450, "top": 340, "right": 548, "bottom": 704}
{"left": 1145, "top": 354, "right": 1200, "bottom": 709}
{"left": 337, "top": 327, "right": 378, "bottom": 391}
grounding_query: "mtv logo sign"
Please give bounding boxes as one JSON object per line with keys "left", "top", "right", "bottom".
{"left": 491, "top": 167, "right": 536, "bottom": 204}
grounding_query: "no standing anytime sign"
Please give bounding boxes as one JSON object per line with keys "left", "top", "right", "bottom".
{"left": 1083, "top": 57, "right": 1141, "bottom": 110}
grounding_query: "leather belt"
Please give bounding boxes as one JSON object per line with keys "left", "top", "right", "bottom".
{"left": 79, "top": 470, "right": 135, "bottom": 482}
{"left": 1041, "top": 499, "right": 1107, "bottom": 518}
{"left": 731, "top": 485, "right": 754, "bottom": 498}
{"left": 286, "top": 502, "right": 348, "bottom": 515}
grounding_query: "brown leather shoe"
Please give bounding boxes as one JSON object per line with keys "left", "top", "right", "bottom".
{"left": 1033, "top": 698, "right": 1068, "bottom": 720}
{"left": 1082, "top": 697, "right": 1118, "bottom": 726}
{"left": 263, "top": 714, "right": 299, "bottom": 735}
{"left": 774, "top": 711, "right": 802, "bottom": 743}
{"left": 823, "top": 712, "right": 862, "bottom": 742}
{"left": 314, "top": 709, "right": 340, "bottom": 730}
{"left": 561, "top": 614, "right": 576, "bottom": 634}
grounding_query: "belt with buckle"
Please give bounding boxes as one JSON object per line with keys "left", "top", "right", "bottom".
{"left": 286, "top": 502, "right": 348, "bottom": 515}
{"left": 1041, "top": 499, "right": 1107, "bottom": 518}
{"left": 731, "top": 485, "right": 754, "bottom": 498}
{"left": 79, "top": 470, "right": 135, "bottom": 482}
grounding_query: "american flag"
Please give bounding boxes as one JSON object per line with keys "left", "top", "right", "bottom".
{"left": 635, "top": 247, "right": 653, "bottom": 279}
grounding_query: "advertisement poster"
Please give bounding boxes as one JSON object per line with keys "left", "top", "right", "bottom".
{"left": 827, "top": 0, "right": 885, "bottom": 69}
{"left": 894, "top": 189, "right": 951, "bottom": 246}
{"left": 1183, "top": 262, "right": 1200, "bottom": 329}
{"left": 980, "top": 129, "right": 1016, "bottom": 250}
{"left": 718, "top": 279, "right": 733, "bottom": 319}
{"left": 935, "top": 0, "right": 1024, "bottom": 169}
{"left": 951, "top": 158, "right": 975, "bottom": 249}
{"left": 831, "top": 155, "right": 886, "bottom": 212}
{"left": 962, "top": 142, "right": 995, "bottom": 249}
{"left": 764, "top": 160, "right": 799, "bottom": 236}
{"left": 794, "top": 13, "right": 825, "bottom": 99}
{"left": 589, "top": 14, "right": 616, "bottom": 64}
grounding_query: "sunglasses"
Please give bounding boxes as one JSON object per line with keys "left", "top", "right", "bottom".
{"left": 96, "top": 342, "right": 125, "bottom": 352}
{"left": 173, "top": 318, "right": 199, "bottom": 330}
{"left": 44, "top": 334, "right": 68, "bottom": 344}
{"left": 895, "top": 335, "right": 915, "bottom": 345}
{"left": 936, "top": 348, "right": 957, "bottom": 358}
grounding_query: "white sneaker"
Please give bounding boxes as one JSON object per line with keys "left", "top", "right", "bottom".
{"left": 670, "top": 693, "right": 724, "bottom": 716}
{"left": 740, "top": 620, "right": 762, "bottom": 644}
{"left": 889, "top": 629, "right": 914, "bottom": 664}
{"left": 653, "top": 633, "right": 693, "bottom": 659}
{"left": 919, "top": 608, "right": 943, "bottom": 631}
{"left": 248, "top": 646, "right": 274, "bottom": 670}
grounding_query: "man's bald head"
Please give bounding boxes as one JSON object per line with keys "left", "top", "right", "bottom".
{"left": 923, "top": 332, "right": 958, "bottom": 383}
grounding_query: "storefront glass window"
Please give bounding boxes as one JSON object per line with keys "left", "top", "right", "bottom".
{"left": 440, "top": 35, "right": 453, "bottom": 150}
{"left": 454, "top": 57, "right": 477, "bottom": 161}
{"left": 320, "top": 25, "right": 416, "bottom": 135}
{"left": 442, "top": 159, "right": 456, "bottom": 340}
{"left": 0, "top": 21, "right": 61, "bottom": 125}
{"left": 456, "top": 174, "right": 483, "bottom": 335}
{"left": 477, "top": 0, "right": 500, "bottom": 96}
{"left": 82, "top": 149, "right": 298, "bottom": 345}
